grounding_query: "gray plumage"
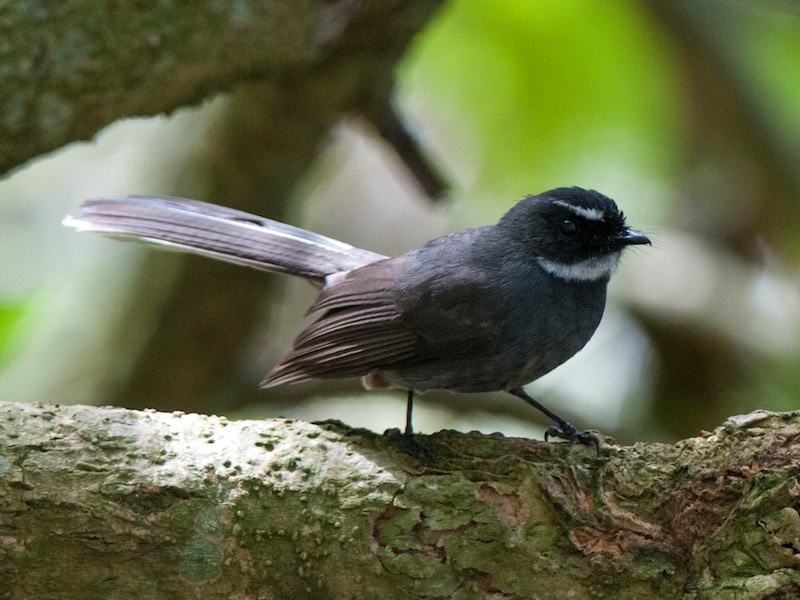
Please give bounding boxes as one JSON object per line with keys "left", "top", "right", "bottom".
{"left": 65, "top": 188, "right": 650, "bottom": 445}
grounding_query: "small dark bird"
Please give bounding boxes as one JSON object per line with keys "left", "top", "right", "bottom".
{"left": 64, "top": 187, "right": 650, "bottom": 448}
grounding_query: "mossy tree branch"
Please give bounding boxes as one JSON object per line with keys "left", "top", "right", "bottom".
{"left": 1, "top": 403, "right": 799, "bottom": 599}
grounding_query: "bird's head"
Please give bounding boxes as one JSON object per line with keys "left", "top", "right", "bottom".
{"left": 499, "top": 187, "right": 651, "bottom": 282}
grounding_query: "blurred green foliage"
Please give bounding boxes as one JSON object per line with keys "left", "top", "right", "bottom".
{"left": 711, "top": 3, "right": 800, "bottom": 136}
{"left": 0, "top": 300, "right": 29, "bottom": 365}
{"left": 399, "top": 0, "right": 679, "bottom": 212}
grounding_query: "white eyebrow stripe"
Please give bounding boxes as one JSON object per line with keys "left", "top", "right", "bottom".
{"left": 553, "top": 200, "right": 605, "bottom": 221}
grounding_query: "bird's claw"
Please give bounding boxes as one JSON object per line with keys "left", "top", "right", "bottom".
{"left": 545, "top": 423, "right": 600, "bottom": 454}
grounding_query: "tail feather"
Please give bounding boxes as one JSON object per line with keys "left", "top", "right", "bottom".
{"left": 64, "top": 196, "right": 386, "bottom": 280}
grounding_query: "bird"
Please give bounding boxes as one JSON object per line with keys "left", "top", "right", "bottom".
{"left": 64, "top": 187, "right": 650, "bottom": 448}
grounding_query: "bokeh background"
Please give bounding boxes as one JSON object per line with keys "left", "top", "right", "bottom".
{"left": 1, "top": 0, "right": 799, "bottom": 444}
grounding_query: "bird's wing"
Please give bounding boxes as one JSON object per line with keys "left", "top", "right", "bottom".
{"left": 261, "top": 258, "right": 502, "bottom": 387}
{"left": 394, "top": 270, "right": 505, "bottom": 359}
{"left": 261, "top": 262, "right": 418, "bottom": 386}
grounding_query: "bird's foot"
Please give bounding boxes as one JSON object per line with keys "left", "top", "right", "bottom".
{"left": 545, "top": 421, "right": 600, "bottom": 454}
{"left": 395, "top": 431, "right": 436, "bottom": 463}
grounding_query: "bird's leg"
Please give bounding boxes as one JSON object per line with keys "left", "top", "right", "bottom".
{"left": 404, "top": 390, "right": 415, "bottom": 436}
{"left": 508, "top": 387, "right": 599, "bottom": 453}
{"left": 397, "top": 389, "right": 436, "bottom": 461}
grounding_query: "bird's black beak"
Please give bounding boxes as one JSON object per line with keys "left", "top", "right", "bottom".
{"left": 618, "top": 228, "right": 651, "bottom": 247}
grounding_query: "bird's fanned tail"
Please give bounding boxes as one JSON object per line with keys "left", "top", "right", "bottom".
{"left": 63, "top": 196, "right": 387, "bottom": 280}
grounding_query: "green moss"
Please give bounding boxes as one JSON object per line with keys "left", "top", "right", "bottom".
{"left": 180, "top": 536, "right": 222, "bottom": 582}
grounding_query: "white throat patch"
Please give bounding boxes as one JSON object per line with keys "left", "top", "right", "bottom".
{"left": 553, "top": 200, "right": 605, "bottom": 222}
{"left": 537, "top": 251, "right": 621, "bottom": 281}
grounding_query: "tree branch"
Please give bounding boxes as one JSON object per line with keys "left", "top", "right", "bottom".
{"left": 0, "top": 0, "right": 442, "bottom": 176}
{"left": 2, "top": 402, "right": 799, "bottom": 598}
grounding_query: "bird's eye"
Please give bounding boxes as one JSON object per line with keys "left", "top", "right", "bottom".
{"left": 559, "top": 219, "right": 578, "bottom": 236}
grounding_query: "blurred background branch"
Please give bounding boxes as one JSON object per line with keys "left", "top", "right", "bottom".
{"left": 1, "top": 0, "right": 799, "bottom": 444}
{"left": 0, "top": 0, "right": 442, "bottom": 177}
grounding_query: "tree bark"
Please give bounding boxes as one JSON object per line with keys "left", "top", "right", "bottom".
{"left": 0, "top": 0, "right": 442, "bottom": 176}
{"left": 1, "top": 402, "right": 799, "bottom": 599}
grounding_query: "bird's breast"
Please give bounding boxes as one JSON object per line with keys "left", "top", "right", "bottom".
{"left": 504, "top": 274, "right": 608, "bottom": 387}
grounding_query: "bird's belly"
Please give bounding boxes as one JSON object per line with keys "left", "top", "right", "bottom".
{"left": 374, "top": 334, "right": 586, "bottom": 393}
{"left": 379, "top": 285, "right": 606, "bottom": 393}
